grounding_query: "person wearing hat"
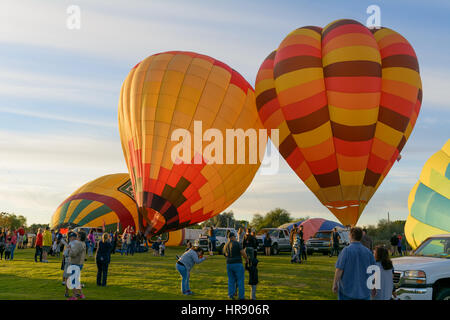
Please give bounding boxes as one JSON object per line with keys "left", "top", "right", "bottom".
{"left": 223, "top": 232, "right": 248, "bottom": 300}
{"left": 67, "top": 231, "right": 86, "bottom": 300}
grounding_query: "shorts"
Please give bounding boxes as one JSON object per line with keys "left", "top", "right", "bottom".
{"left": 42, "top": 246, "right": 51, "bottom": 253}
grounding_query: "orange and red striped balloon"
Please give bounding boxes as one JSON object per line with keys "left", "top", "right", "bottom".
{"left": 255, "top": 19, "right": 422, "bottom": 226}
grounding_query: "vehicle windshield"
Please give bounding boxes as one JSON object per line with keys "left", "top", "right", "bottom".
{"left": 256, "top": 229, "right": 278, "bottom": 237}
{"left": 312, "top": 232, "right": 331, "bottom": 239}
{"left": 414, "top": 238, "right": 450, "bottom": 259}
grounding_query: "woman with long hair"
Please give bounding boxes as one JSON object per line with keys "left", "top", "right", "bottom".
{"left": 96, "top": 233, "right": 113, "bottom": 286}
{"left": 372, "top": 246, "right": 394, "bottom": 300}
{"left": 263, "top": 231, "right": 272, "bottom": 256}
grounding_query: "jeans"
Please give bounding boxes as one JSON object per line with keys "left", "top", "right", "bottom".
{"left": 96, "top": 261, "right": 109, "bottom": 286}
{"left": 35, "top": 246, "right": 42, "bottom": 262}
{"left": 121, "top": 243, "right": 127, "bottom": 255}
{"left": 292, "top": 246, "right": 301, "bottom": 262}
{"left": 88, "top": 242, "right": 94, "bottom": 256}
{"left": 331, "top": 245, "right": 340, "bottom": 257}
{"left": 176, "top": 263, "right": 190, "bottom": 293}
{"left": 10, "top": 244, "right": 16, "bottom": 260}
{"left": 250, "top": 285, "right": 257, "bottom": 300}
{"left": 227, "top": 263, "right": 245, "bottom": 299}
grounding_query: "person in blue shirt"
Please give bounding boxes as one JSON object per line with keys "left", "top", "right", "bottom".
{"left": 207, "top": 227, "right": 216, "bottom": 256}
{"left": 333, "top": 227, "right": 376, "bottom": 300}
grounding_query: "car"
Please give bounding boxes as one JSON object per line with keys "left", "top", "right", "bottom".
{"left": 255, "top": 228, "right": 291, "bottom": 255}
{"left": 194, "top": 228, "right": 237, "bottom": 254}
{"left": 306, "top": 229, "right": 349, "bottom": 256}
{"left": 392, "top": 234, "right": 450, "bottom": 300}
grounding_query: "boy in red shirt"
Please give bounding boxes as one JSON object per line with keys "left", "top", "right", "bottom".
{"left": 35, "top": 228, "right": 43, "bottom": 262}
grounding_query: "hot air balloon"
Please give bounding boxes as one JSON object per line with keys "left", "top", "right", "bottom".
{"left": 255, "top": 19, "right": 422, "bottom": 226}
{"left": 119, "top": 51, "right": 265, "bottom": 235}
{"left": 51, "top": 174, "right": 138, "bottom": 231}
{"left": 279, "top": 218, "right": 344, "bottom": 241}
{"left": 405, "top": 140, "right": 450, "bottom": 249}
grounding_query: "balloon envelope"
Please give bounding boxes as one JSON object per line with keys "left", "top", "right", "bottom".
{"left": 255, "top": 20, "right": 422, "bottom": 226}
{"left": 279, "top": 218, "right": 344, "bottom": 241}
{"left": 51, "top": 174, "right": 139, "bottom": 231}
{"left": 405, "top": 139, "right": 450, "bottom": 249}
{"left": 119, "top": 51, "right": 265, "bottom": 235}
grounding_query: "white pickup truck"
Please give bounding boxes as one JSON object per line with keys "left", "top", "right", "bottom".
{"left": 392, "top": 234, "right": 450, "bottom": 300}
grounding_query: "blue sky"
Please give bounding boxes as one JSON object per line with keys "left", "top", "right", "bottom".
{"left": 0, "top": 0, "right": 449, "bottom": 226}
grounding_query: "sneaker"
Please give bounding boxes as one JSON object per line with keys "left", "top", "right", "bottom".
{"left": 61, "top": 281, "right": 66, "bottom": 286}
{"left": 186, "top": 291, "right": 194, "bottom": 295}
{"left": 64, "top": 293, "right": 70, "bottom": 297}
{"left": 77, "top": 294, "right": 86, "bottom": 299}
{"left": 67, "top": 296, "right": 77, "bottom": 301}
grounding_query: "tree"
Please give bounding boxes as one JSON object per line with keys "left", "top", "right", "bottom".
{"left": 0, "top": 212, "right": 27, "bottom": 230}
{"left": 250, "top": 208, "right": 293, "bottom": 231}
{"left": 28, "top": 223, "right": 50, "bottom": 234}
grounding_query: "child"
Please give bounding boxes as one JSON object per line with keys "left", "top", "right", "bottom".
{"left": 151, "top": 240, "right": 160, "bottom": 256}
{"left": 60, "top": 237, "right": 70, "bottom": 297}
{"left": 159, "top": 239, "right": 165, "bottom": 257}
{"left": 52, "top": 239, "right": 60, "bottom": 258}
{"left": 244, "top": 247, "right": 259, "bottom": 300}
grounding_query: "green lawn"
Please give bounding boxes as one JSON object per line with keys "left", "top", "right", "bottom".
{"left": 0, "top": 247, "right": 337, "bottom": 300}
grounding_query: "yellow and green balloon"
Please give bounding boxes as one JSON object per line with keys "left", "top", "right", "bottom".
{"left": 405, "top": 140, "right": 450, "bottom": 249}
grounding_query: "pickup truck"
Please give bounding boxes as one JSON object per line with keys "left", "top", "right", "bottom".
{"left": 194, "top": 228, "right": 237, "bottom": 254}
{"left": 392, "top": 234, "right": 450, "bottom": 300}
{"left": 306, "top": 230, "right": 349, "bottom": 256}
{"left": 255, "top": 228, "right": 291, "bottom": 255}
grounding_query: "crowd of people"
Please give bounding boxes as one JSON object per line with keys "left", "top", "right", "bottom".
{"left": 2, "top": 223, "right": 404, "bottom": 301}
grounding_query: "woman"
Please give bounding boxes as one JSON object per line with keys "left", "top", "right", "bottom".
{"left": 96, "top": 233, "right": 113, "bottom": 286}
{"left": 111, "top": 231, "right": 118, "bottom": 254}
{"left": 176, "top": 247, "right": 206, "bottom": 295}
{"left": 372, "top": 246, "right": 394, "bottom": 300}
{"left": 35, "top": 228, "right": 43, "bottom": 262}
{"left": 263, "top": 231, "right": 272, "bottom": 256}
{"left": 88, "top": 229, "right": 95, "bottom": 257}
{"left": 6, "top": 231, "right": 17, "bottom": 260}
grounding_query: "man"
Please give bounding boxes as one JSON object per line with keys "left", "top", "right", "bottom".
{"left": 390, "top": 232, "right": 399, "bottom": 256}
{"left": 223, "top": 232, "right": 248, "bottom": 300}
{"left": 67, "top": 231, "right": 87, "bottom": 300}
{"left": 330, "top": 228, "right": 341, "bottom": 257}
{"left": 332, "top": 227, "right": 376, "bottom": 300}
{"left": 360, "top": 228, "right": 373, "bottom": 251}
{"left": 42, "top": 226, "right": 52, "bottom": 263}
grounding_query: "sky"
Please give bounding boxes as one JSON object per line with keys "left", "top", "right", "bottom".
{"left": 0, "top": 0, "right": 449, "bottom": 227}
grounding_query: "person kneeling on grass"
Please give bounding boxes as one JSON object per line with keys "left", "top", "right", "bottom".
{"left": 176, "top": 247, "right": 206, "bottom": 295}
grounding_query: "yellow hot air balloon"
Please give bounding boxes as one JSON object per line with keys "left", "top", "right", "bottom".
{"left": 255, "top": 20, "right": 422, "bottom": 226}
{"left": 119, "top": 51, "right": 265, "bottom": 235}
{"left": 405, "top": 140, "right": 450, "bottom": 249}
{"left": 51, "top": 174, "right": 139, "bottom": 231}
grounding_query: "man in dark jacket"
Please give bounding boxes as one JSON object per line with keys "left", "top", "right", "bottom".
{"left": 360, "top": 228, "right": 373, "bottom": 251}
{"left": 390, "top": 232, "right": 399, "bottom": 256}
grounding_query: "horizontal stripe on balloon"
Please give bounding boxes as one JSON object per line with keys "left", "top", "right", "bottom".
{"left": 326, "top": 91, "right": 380, "bottom": 109}
{"left": 322, "top": 19, "right": 367, "bottom": 41}
{"left": 378, "top": 106, "right": 410, "bottom": 132}
{"left": 382, "top": 55, "right": 419, "bottom": 72}
{"left": 333, "top": 138, "right": 372, "bottom": 156}
{"left": 275, "top": 43, "right": 321, "bottom": 62}
{"left": 323, "top": 46, "right": 381, "bottom": 67}
{"left": 277, "top": 79, "right": 326, "bottom": 108}
{"left": 336, "top": 154, "right": 369, "bottom": 171}
{"left": 380, "top": 43, "right": 417, "bottom": 59}
{"left": 274, "top": 55, "right": 323, "bottom": 78}
{"left": 380, "top": 92, "right": 415, "bottom": 118}
{"left": 323, "top": 61, "right": 381, "bottom": 77}
{"left": 325, "top": 76, "right": 381, "bottom": 93}
{"left": 331, "top": 122, "right": 376, "bottom": 141}
{"left": 285, "top": 107, "right": 330, "bottom": 134}
{"left": 363, "top": 169, "right": 382, "bottom": 187}
{"left": 256, "top": 88, "right": 277, "bottom": 111}
{"left": 315, "top": 169, "right": 340, "bottom": 188}
{"left": 308, "top": 153, "right": 338, "bottom": 174}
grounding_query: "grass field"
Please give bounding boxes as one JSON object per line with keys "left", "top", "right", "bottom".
{"left": 0, "top": 247, "right": 338, "bottom": 300}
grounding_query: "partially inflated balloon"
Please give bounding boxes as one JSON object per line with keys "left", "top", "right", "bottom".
{"left": 406, "top": 140, "right": 450, "bottom": 249}
{"left": 119, "top": 51, "right": 264, "bottom": 235}
{"left": 255, "top": 20, "right": 422, "bottom": 226}
{"left": 51, "top": 174, "right": 138, "bottom": 231}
